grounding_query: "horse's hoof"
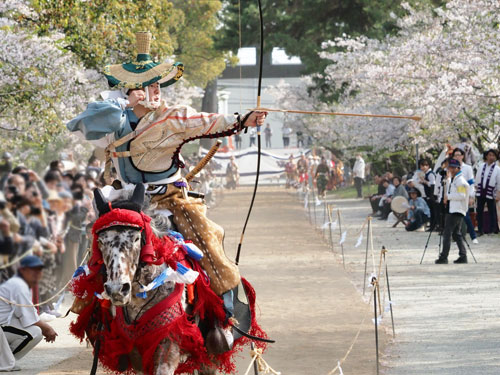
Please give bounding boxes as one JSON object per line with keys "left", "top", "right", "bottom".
{"left": 205, "top": 326, "right": 232, "bottom": 355}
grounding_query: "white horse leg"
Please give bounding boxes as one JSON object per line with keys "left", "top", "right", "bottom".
{"left": 153, "top": 339, "right": 180, "bottom": 375}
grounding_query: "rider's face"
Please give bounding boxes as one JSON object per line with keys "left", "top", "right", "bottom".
{"left": 147, "top": 82, "right": 161, "bottom": 103}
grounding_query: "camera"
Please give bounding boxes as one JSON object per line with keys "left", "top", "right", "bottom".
{"left": 30, "top": 207, "right": 42, "bottom": 216}
{"left": 438, "top": 169, "right": 447, "bottom": 177}
{"left": 7, "top": 185, "right": 18, "bottom": 195}
{"left": 20, "top": 172, "right": 30, "bottom": 182}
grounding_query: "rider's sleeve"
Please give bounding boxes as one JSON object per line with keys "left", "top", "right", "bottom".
{"left": 66, "top": 99, "right": 127, "bottom": 147}
{"left": 167, "top": 106, "right": 244, "bottom": 141}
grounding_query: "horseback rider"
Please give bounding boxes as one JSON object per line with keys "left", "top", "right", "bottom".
{"left": 67, "top": 32, "right": 267, "bottom": 345}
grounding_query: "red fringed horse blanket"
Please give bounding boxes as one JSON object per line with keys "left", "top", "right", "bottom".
{"left": 70, "top": 207, "right": 267, "bottom": 374}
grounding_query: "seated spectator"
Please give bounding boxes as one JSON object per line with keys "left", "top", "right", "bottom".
{"left": 0, "top": 256, "right": 57, "bottom": 372}
{"left": 369, "top": 175, "right": 385, "bottom": 214}
{"left": 378, "top": 176, "right": 409, "bottom": 220}
{"left": 405, "top": 188, "right": 430, "bottom": 231}
{"left": 406, "top": 177, "right": 425, "bottom": 198}
{"left": 374, "top": 178, "right": 394, "bottom": 217}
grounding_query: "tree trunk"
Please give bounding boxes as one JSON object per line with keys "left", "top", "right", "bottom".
{"left": 200, "top": 79, "right": 218, "bottom": 150}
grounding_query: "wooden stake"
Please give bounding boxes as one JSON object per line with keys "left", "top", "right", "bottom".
{"left": 337, "top": 209, "right": 346, "bottom": 269}
{"left": 373, "top": 278, "right": 380, "bottom": 375}
{"left": 363, "top": 218, "right": 372, "bottom": 295}
{"left": 383, "top": 247, "right": 396, "bottom": 337}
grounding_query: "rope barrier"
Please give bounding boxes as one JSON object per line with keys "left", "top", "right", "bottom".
{"left": 0, "top": 248, "right": 34, "bottom": 270}
{"left": 243, "top": 347, "right": 281, "bottom": 375}
{"left": 326, "top": 286, "right": 375, "bottom": 375}
{"left": 0, "top": 249, "right": 90, "bottom": 309}
{"left": 297, "top": 191, "right": 395, "bottom": 374}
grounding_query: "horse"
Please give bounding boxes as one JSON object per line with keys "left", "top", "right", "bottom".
{"left": 69, "top": 184, "right": 268, "bottom": 375}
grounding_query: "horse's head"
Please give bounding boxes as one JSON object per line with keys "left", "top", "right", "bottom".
{"left": 93, "top": 184, "right": 146, "bottom": 306}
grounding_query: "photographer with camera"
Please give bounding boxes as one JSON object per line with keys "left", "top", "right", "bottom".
{"left": 451, "top": 148, "right": 478, "bottom": 245}
{"left": 418, "top": 159, "right": 437, "bottom": 231}
{"left": 435, "top": 158, "right": 469, "bottom": 264}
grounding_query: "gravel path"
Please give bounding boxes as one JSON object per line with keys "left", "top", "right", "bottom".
{"left": 19, "top": 186, "right": 384, "bottom": 375}
{"left": 310, "top": 192, "right": 500, "bottom": 375}
{"left": 14, "top": 186, "right": 498, "bottom": 374}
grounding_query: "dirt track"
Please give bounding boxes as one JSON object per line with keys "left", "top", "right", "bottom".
{"left": 29, "top": 186, "right": 383, "bottom": 375}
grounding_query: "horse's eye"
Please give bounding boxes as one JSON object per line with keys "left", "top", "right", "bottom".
{"left": 135, "top": 236, "right": 141, "bottom": 242}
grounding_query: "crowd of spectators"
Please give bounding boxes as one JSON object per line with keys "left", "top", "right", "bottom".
{"left": 284, "top": 142, "right": 500, "bottom": 246}
{"left": 367, "top": 146, "right": 500, "bottom": 242}
{"left": 284, "top": 151, "right": 348, "bottom": 197}
{"left": 0, "top": 152, "right": 103, "bottom": 316}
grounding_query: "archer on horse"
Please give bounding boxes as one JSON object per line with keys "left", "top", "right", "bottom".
{"left": 67, "top": 31, "right": 267, "bottom": 350}
{"left": 69, "top": 184, "right": 268, "bottom": 375}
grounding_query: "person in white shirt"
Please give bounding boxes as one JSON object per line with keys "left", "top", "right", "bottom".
{"left": 435, "top": 159, "right": 469, "bottom": 264}
{"left": 0, "top": 256, "right": 57, "bottom": 372}
{"left": 282, "top": 125, "right": 292, "bottom": 148}
{"left": 452, "top": 148, "right": 478, "bottom": 243}
{"left": 475, "top": 149, "right": 500, "bottom": 235}
{"left": 352, "top": 154, "right": 365, "bottom": 198}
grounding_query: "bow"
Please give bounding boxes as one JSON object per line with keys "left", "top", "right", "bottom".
{"left": 235, "top": 0, "right": 265, "bottom": 265}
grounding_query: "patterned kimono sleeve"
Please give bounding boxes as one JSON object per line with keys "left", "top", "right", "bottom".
{"left": 168, "top": 106, "right": 242, "bottom": 141}
{"left": 66, "top": 99, "right": 127, "bottom": 147}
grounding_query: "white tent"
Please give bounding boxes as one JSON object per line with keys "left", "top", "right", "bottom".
{"left": 200, "top": 147, "right": 310, "bottom": 185}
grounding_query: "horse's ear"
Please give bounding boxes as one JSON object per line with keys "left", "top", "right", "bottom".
{"left": 131, "top": 184, "right": 145, "bottom": 209}
{"left": 93, "top": 188, "right": 108, "bottom": 216}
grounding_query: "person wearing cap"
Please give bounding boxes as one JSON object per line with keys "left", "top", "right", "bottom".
{"left": 0, "top": 256, "right": 57, "bottom": 371}
{"left": 67, "top": 32, "right": 266, "bottom": 309}
{"left": 435, "top": 158, "right": 469, "bottom": 264}
{"left": 405, "top": 188, "right": 430, "bottom": 231}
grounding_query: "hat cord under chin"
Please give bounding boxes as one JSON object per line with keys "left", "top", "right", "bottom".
{"left": 138, "top": 85, "right": 161, "bottom": 110}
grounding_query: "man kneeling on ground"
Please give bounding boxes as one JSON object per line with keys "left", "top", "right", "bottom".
{"left": 405, "top": 188, "right": 430, "bottom": 231}
{"left": 0, "top": 256, "right": 57, "bottom": 372}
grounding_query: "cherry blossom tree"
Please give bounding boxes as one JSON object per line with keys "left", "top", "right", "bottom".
{"left": 270, "top": 0, "right": 500, "bottom": 157}
{"left": 0, "top": 2, "right": 104, "bottom": 165}
{"left": 0, "top": 1, "right": 203, "bottom": 167}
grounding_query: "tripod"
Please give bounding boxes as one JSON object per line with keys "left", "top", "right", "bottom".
{"left": 420, "top": 179, "right": 446, "bottom": 264}
{"left": 420, "top": 215, "right": 443, "bottom": 264}
{"left": 421, "top": 203, "right": 478, "bottom": 264}
{"left": 462, "top": 236, "right": 477, "bottom": 263}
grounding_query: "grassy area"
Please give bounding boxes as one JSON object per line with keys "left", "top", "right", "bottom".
{"left": 327, "top": 183, "right": 378, "bottom": 199}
